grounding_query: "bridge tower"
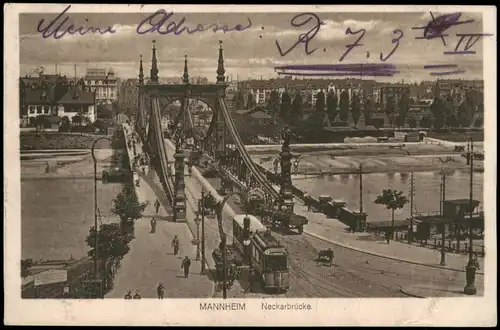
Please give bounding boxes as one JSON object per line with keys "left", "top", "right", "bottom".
{"left": 279, "top": 126, "right": 294, "bottom": 212}
{"left": 214, "top": 41, "right": 227, "bottom": 161}
{"left": 137, "top": 40, "right": 229, "bottom": 222}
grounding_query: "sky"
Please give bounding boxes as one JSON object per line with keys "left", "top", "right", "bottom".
{"left": 19, "top": 9, "right": 488, "bottom": 82}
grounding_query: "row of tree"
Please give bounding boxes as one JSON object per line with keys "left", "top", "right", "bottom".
{"left": 84, "top": 183, "right": 148, "bottom": 295}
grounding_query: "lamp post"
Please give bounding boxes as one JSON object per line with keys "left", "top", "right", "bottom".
{"left": 437, "top": 157, "right": 452, "bottom": 266}
{"left": 194, "top": 212, "right": 201, "bottom": 261}
{"left": 200, "top": 189, "right": 206, "bottom": 273}
{"left": 216, "top": 191, "right": 245, "bottom": 299}
{"left": 464, "top": 137, "right": 477, "bottom": 295}
{"left": 90, "top": 136, "right": 113, "bottom": 298}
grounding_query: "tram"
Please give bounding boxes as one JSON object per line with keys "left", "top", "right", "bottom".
{"left": 232, "top": 214, "right": 290, "bottom": 292}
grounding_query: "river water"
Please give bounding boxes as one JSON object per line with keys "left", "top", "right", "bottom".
{"left": 293, "top": 170, "right": 484, "bottom": 222}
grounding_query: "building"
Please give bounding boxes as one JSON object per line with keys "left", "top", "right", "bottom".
{"left": 57, "top": 85, "right": 96, "bottom": 123}
{"left": 379, "top": 83, "right": 411, "bottom": 109}
{"left": 84, "top": 68, "right": 118, "bottom": 105}
{"left": 25, "top": 86, "right": 58, "bottom": 124}
{"left": 435, "top": 79, "right": 484, "bottom": 104}
{"left": 249, "top": 110, "right": 274, "bottom": 125}
{"left": 118, "top": 78, "right": 139, "bottom": 112}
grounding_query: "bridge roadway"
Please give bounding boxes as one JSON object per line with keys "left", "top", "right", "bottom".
{"left": 160, "top": 139, "right": 477, "bottom": 298}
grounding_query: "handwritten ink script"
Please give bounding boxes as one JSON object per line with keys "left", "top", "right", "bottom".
{"left": 274, "top": 11, "right": 493, "bottom": 77}
{"left": 37, "top": 5, "right": 116, "bottom": 39}
{"left": 136, "top": 10, "right": 252, "bottom": 35}
{"left": 36, "top": 5, "right": 252, "bottom": 40}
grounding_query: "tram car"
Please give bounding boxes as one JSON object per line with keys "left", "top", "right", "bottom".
{"left": 232, "top": 214, "right": 290, "bottom": 292}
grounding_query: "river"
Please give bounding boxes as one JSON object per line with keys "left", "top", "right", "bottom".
{"left": 293, "top": 170, "right": 484, "bottom": 222}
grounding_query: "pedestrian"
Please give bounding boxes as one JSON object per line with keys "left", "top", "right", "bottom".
{"left": 157, "top": 282, "right": 164, "bottom": 299}
{"left": 133, "top": 290, "right": 142, "bottom": 299}
{"left": 188, "top": 166, "right": 192, "bottom": 177}
{"left": 154, "top": 199, "right": 161, "bottom": 214}
{"left": 124, "top": 289, "right": 132, "bottom": 299}
{"left": 384, "top": 230, "right": 391, "bottom": 244}
{"left": 181, "top": 256, "right": 191, "bottom": 278}
{"left": 171, "top": 235, "right": 180, "bottom": 255}
{"left": 151, "top": 217, "right": 157, "bottom": 233}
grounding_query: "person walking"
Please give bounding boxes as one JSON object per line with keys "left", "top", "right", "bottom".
{"left": 157, "top": 282, "right": 164, "bottom": 299}
{"left": 133, "top": 290, "right": 142, "bottom": 299}
{"left": 151, "top": 217, "right": 157, "bottom": 233}
{"left": 181, "top": 256, "right": 191, "bottom": 278}
{"left": 171, "top": 235, "right": 180, "bottom": 256}
{"left": 154, "top": 199, "right": 161, "bottom": 214}
{"left": 124, "top": 289, "right": 132, "bottom": 299}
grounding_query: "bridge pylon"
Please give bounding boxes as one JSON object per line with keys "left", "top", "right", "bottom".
{"left": 173, "top": 131, "right": 187, "bottom": 222}
{"left": 279, "top": 126, "right": 294, "bottom": 213}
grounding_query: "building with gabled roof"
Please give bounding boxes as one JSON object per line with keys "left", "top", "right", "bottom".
{"left": 57, "top": 85, "right": 96, "bottom": 123}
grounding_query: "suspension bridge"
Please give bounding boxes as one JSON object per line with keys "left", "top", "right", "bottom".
{"left": 133, "top": 40, "right": 290, "bottom": 223}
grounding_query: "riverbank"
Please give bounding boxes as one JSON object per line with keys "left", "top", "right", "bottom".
{"left": 253, "top": 152, "right": 484, "bottom": 175}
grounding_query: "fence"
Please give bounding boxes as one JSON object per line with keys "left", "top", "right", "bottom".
{"left": 391, "top": 231, "right": 485, "bottom": 257}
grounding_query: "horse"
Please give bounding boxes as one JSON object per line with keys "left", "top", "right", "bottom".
{"left": 318, "top": 248, "right": 334, "bottom": 266}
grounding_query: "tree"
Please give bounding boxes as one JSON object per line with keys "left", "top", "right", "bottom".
{"left": 97, "top": 105, "right": 114, "bottom": 120}
{"left": 315, "top": 90, "right": 325, "bottom": 112}
{"left": 397, "top": 93, "right": 410, "bottom": 127}
{"left": 446, "top": 112, "right": 458, "bottom": 128}
{"left": 339, "top": 90, "right": 349, "bottom": 122}
{"left": 430, "top": 98, "right": 445, "bottom": 129}
{"left": 59, "top": 116, "right": 71, "bottom": 132}
{"left": 280, "top": 91, "right": 292, "bottom": 122}
{"left": 363, "top": 97, "right": 374, "bottom": 124}
{"left": 374, "top": 189, "right": 409, "bottom": 240}
{"left": 233, "top": 90, "right": 243, "bottom": 109}
{"left": 267, "top": 90, "right": 280, "bottom": 115}
{"left": 420, "top": 115, "right": 432, "bottom": 128}
{"left": 457, "top": 93, "right": 475, "bottom": 127}
{"left": 326, "top": 91, "right": 338, "bottom": 122}
{"left": 246, "top": 93, "right": 256, "bottom": 110}
{"left": 290, "top": 92, "right": 303, "bottom": 125}
{"left": 111, "top": 184, "right": 148, "bottom": 239}
{"left": 350, "top": 92, "right": 361, "bottom": 127}
{"left": 21, "top": 258, "right": 33, "bottom": 278}
{"left": 85, "top": 223, "right": 131, "bottom": 291}
{"left": 408, "top": 116, "right": 417, "bottom": 129}
{"left": 385, "top": 96, "right": 396, "bottom": 127}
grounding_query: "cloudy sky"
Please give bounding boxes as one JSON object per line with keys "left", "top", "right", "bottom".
{"left": 19, "top": 9, "right": 487, "bottom": 82}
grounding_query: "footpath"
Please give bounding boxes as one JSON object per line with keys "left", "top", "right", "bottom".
{"left": 106, "top": 125, "right": 212, "bottom": 298}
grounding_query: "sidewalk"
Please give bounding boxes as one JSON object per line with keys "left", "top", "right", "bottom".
{"left": 285, "top": 189, "right": 485, "bottom": 274}
{"left": 400, "top": 283, "right": 484, "bottom": 298}
{"left": 105, "top": 126, "right": 212, "bottom": 298}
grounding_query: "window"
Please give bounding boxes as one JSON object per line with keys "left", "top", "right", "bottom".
{"left": 43, "top": 106, "right": 49, "bottom": 114}
{"left": 29, "top": 106, "right": 35, "bottom": 114}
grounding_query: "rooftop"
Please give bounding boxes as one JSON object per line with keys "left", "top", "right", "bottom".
{"left": 58, "top": 86, "right": 95, "bottom": 105}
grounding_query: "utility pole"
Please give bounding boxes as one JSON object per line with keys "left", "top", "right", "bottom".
{"left": 74, "top": 64, "right": 77, "bottom": 78}
{"left": 464, "top": 137, "right": 477, "bottom": 295}
{"left": 440, "top": 170, "right": 446, "bottom": 266}
{"left": 55, "top": 64, "right": 58, "bottom": 75}
{"left": 359, "top": 164, "right": 363, "bottom": 215}
{"left": 409, "top": 172, "right": 414, "bottom": 244}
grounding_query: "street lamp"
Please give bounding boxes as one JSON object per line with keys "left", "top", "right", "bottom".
{"left": 200, "top": 189, "right": 206, "bottom": 273}
{"left": 464, "top": 137, "right": 477, "bottom": 295}
{"left": 90, "top": 136, "right": 113, "bottom": 298}
{"left": 194, "top": 212, "right": 201, "bottom": 261}
{"left": 437, "top": 156, "right": 453, "bottom": 266}
{"left": 216, "top": 191, "right": 246, "bottom": 299}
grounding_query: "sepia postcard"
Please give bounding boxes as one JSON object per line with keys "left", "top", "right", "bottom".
{"left": 4, "top": 3, "right": 497, "bottom": 326}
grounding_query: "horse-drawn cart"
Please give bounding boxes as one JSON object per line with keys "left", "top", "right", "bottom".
{"left": 317, "top": 248, "right": 334, "bottom": 266}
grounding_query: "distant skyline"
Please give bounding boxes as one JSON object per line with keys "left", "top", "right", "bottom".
{"left": 20, "top": 10, "right": 487, "bottom": 83}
